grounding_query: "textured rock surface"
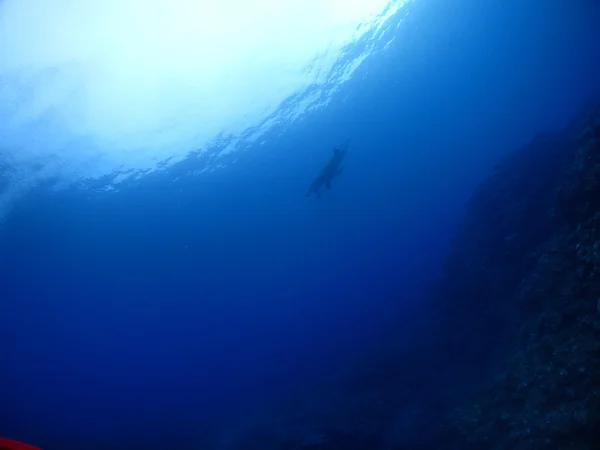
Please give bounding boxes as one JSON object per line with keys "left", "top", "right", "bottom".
{"left": 438, "top": 98, "right": 600, "bottom": 449}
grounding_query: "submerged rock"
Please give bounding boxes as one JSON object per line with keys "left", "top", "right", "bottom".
{"left": 435, "top": 98, "right": 600, "bottom": 449}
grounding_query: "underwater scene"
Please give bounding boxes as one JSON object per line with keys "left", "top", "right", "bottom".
{"left": 1, "top": 0, "right": 600, "bottom": 449}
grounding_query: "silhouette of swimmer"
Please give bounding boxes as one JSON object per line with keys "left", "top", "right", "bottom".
{"left": 305, "top": 140, "right": 349, "bottom": 198}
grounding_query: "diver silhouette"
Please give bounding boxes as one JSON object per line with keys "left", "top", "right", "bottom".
{"left": 305, "top": 139, "right": 349, "bottom": 198}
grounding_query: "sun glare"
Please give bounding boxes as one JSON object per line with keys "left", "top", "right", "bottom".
{"left": 0, "top": 0, "right": 401, "bottom": 192}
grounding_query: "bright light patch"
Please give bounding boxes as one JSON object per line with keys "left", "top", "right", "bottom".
{"left": 0, "top": 0, "right": 406, "bottom": 215}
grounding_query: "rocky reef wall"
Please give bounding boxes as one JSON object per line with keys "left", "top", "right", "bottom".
{"left": 435, "top": 97, "right": 600, "bottom": 449}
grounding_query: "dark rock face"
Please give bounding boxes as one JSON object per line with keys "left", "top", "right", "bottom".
{"left": 436, "top": 98, "right": 600, "bottom": 449}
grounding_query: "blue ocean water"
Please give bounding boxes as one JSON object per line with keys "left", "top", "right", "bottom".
{"left": 1, "top": 0, "right": 599, "bottom": 449}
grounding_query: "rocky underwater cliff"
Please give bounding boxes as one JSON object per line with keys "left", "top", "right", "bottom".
{"left": 434, "top": 97, "right": 600, "bottom": 449}
{"left": 226, "top": 98, "right": 600, "bottom": 450}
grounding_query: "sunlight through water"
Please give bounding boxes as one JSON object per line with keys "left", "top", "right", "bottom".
{"left": 0, "top": 0, "right": 408, "bottom": 218}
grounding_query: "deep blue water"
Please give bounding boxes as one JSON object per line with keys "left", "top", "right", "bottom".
{"left": 1, "top": 0, "right": 600, "bottom": 449}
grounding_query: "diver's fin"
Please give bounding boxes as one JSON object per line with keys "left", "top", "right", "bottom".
{"left": 0, "top": 437, "right": 42, "bottom": 450}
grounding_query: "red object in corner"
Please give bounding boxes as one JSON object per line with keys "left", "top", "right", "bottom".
{"left": 0, "top": 437, "right": 41, "bottom": 450}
